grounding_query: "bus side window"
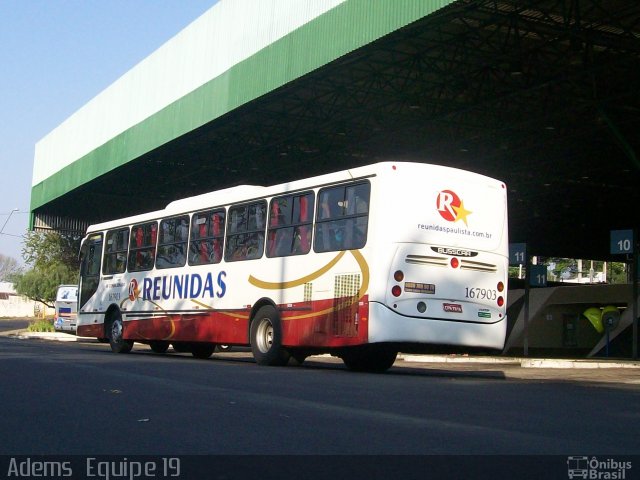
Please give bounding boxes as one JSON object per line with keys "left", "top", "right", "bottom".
{"left": 188, "top": 209, "right": 225, "bottom": 266}
{"left": 344, "top": 183, "right": 370, "bottom": 249}
{"left": 268, "top": 200, "right": 281, "bottom": 257}
{"left": 103, "top": 228, "right": 129, "bottom": 274}
{"left": 157, "top": 216, "right": 189, "bottom": 269}
{"left": 266, "top": 193, "right": 314, "bottom": 258}
{"left": 225, "top": 201, "right": 266, "bottom": 262}
{"left": 211, "top": 212, "right": 223, "bottom": 262}
{"left": 128, "top": 221, "right": 157, "bottom": 272}
{"left": 315, "top": 189, "right": 340, "bottom": 252}
{"left": 314, "top": 182, "right": 369, "bottom": 253}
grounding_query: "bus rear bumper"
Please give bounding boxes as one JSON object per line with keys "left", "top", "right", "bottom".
{"left": 367, "top": 302, "right": 507, "bottom": 350}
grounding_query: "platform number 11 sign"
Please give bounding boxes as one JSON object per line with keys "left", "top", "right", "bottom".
{"left": 509, "top": 243, "right": 527, "bottom": 266}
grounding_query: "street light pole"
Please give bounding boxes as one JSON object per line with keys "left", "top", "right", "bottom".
{"left": 0, "top": 208, "right": 19, "bottom": 235}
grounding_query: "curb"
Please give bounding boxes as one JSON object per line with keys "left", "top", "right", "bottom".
{"left": 400, "top": 354, "right": 640, "bottom": 369}
{"left": 399, "top": 354, "right": 519, "bottom": 364}
{"left": 521, "top": 358, "right": 640, "bottom": 369}
{"left": 2, "top": 330, "right": 93, "bottom": 342}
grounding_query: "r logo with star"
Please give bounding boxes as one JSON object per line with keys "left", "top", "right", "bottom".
{"left": 436, "top": 189, "right": 472, "bottom": 226}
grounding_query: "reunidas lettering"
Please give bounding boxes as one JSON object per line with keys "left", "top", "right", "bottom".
{"left": 143, "top": 271, "right": 227, "bottom": 301}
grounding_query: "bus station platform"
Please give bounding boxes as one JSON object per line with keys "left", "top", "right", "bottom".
{"left": 395, "top": 353, "right": 640, "bottom": 385}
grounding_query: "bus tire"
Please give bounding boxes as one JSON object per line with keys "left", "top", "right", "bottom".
{"left": 191, "top": 343, "right": 215, "bottom": 359}
{"left": 149, "top": 341, "right": 169, "bottom": 354}
{"left": 107, "top": 311, "right": 133, "bottom": 354}
{"left": 172, "top": 342, "right": 190, "bottom": 353}
{"left": 341, "top": 345, "right": 397, "bottom": 373}
{"left": 288, "top": 349, "right": 308, "bottom": 366}
{"left": 250, "top": 305, "right": 289, "bottom": 366}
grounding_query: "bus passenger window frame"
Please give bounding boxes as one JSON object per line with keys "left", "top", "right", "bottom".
{"left": 128, "top": 221, "right": 158, "bottom": 272}
{"left": 103, "top": 227, "right": 129, "bottom": 274}
{"left": 156, "top": 215, "right": 189, "bottom": 270}
{"left": 314, "top": 181, "right": 370, "bottom": 253}
{"left": 79, "top": 233, "right": 103, "bottom": 308}
{"left": 225, "top": 201, "right": 267, "bottom": 262}
{"left": 266, "top": 191, "right": 314, "bottom": 258}
{"left": 188, "top": 208, "right": 226, "bottom": 266}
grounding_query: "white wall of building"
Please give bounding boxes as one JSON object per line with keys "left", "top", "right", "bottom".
{"left": 0, "top": 282, "right": 44, "bottom": 318}
{"left": 32, "top": 0, "right": 345, "bottom": 186}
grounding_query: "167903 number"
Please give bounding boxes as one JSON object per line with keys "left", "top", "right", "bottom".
{"left": 464, "top": 287, "right": 497, "bottom": 300}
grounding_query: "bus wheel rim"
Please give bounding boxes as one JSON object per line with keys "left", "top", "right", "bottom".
{"left": 111, "top": 319, "right": 122, "bottom": 342}
{"left": 256, "top": 319, "right": 274, "bottom": 353}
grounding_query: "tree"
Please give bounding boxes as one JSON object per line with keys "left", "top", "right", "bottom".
{"left": 12, "top": 231, "right": 81, "bottom": 307}
{"left": 0, "top": 254, "right": 21, "bottom": 281}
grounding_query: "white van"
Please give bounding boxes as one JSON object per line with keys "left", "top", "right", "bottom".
{"left": 54, "top": 285, "right": 78, "bottom": 333}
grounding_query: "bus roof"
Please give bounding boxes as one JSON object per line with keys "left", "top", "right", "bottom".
{"left": 84, "top": 161, "right": 501, "bottom": 233}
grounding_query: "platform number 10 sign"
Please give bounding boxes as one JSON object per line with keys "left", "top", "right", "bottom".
{"left": 611, "top": 230, "right": 634, "bottom": 255}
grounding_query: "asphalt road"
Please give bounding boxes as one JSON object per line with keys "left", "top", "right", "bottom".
{"left": 0, "top": 318, "right": 30, "bottom": 332}
{"left": 0, "top": 337, "right": 639, "bottom": 459}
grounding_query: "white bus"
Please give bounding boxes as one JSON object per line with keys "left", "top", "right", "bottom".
{"left": 77, "top": 162, "right": 508, "bottom": 372}
{"left": 54, "top": 284, "right": 78, "bottom": 332}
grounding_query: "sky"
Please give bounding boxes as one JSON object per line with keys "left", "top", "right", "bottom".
{"left": 0, "top": 0, "right": 217, "bottom": 265}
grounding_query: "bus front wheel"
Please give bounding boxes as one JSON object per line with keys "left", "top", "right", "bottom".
{"left": 250, "top": 305, "right": 289, "bottom": 366}
{"left": 107, "top": 311, "right": 133, "bottom": 354}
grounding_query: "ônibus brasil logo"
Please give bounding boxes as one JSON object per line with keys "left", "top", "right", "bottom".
{"left": 436, "top": 190, "right": 472, "bottom": 227}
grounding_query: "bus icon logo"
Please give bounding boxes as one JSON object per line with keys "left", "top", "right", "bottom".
{"left": 567, "top": 456, "right": 589, "bottom": 479}
{"left": 436, "top": 190, "right": 472, "bottom": 226}
{"left": 128, "top": 279, "right": 139, "bottom": 302}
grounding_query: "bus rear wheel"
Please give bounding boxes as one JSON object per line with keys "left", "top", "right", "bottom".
{"left": 288, "top": 349, "right": 309, "bottom": 366}
{"left": 191, "top": 343, "right": 215, "bottom": 359}
{"left": 149, "top": 341, "right": 169, "bottom": 354}
{"left": 341, "top": 345, "right": 397, "bottom": 373}
{"left": 250, "top": 305, "right": 289, "bottom": 366}
{"left": 172, "top": 342, "right": 190, "bottom": 353}
{"left": 107, "top": 311, "right": 133, "bottom": 354}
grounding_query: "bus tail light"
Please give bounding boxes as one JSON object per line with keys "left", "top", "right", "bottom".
{"left": 497, "top": 281, "right": 504, "bottom": 292}
{"left": 497, "top": 296, "right": 504, "bottom": 307}
{"left": 391, "top": 285, "right": 402, "bottom": 297}
{"left": 394, "top": 270, "right": 404, "bottom": 282}
{"left": 450, "top": 257, "right": 459, "bottom": 268}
